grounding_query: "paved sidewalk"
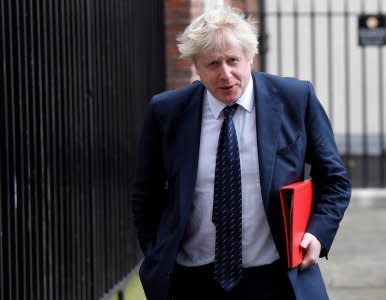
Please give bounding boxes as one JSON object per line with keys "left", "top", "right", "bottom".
{"left": 320, "top": 190, "right": 386, "bottom": 300}
{"left": 123, "top": 190, "right": 386, "bottom": 300}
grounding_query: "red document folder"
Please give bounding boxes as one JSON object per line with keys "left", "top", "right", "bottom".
{"left": 279, "top": 180, "right": 313, "bottom": 268}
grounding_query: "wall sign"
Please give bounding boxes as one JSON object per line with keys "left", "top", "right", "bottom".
{"left": 358, "top": 14, "right": 386, "bottom": 46}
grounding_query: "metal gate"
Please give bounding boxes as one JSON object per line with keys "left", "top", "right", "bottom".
{"left": 0, "top": 0, "right": 165, "bottom": 299}
{"left": 258, "top": 0, "right": 386, "bottom": 187}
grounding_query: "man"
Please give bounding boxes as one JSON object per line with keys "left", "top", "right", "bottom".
{"left": 132, "top": 7, "right": 351, "bottom": 300}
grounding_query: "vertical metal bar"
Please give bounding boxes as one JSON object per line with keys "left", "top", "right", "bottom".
{"left": 40, "top": 0, "right": 50, "bottom": 298}
{"left": 327, "top": 0, "right": 334, "bottom": 124}
{"left": 98, "top": 0, "right": 106, "bottom": 292}
{"left": 46, "top": 0, "right": 56, "bottom": 297}
{"left": 0, "top": 162, "right": 3, "bottom": 300}
{"left": 115, "top": 0, "right": 122, "bottom": 279}
{"left": 127, "top": 0, "right": 139, "bottom": 267}
{"left": 277, "top": 0, "right": 282, "bottom": 75}
{"left": 111, "top": 0, "right": 118, "bottom": 283}
{"left": 360, "top": 0, "right": 368, "bottom": 186}
{"left": 84, "top": 2, "right": 91, "bottom": 295}
{"left": 19, "top": 0, "right": 30, "bottom": 298}
{"left": 104, "top": 2, "right": 113, "bottom": 289}
{"left": 79, "top": 0, "right": 86, "bottom": 294}
{"left": 120, "top": 0, "right": 129, "bottom": 276}
{"left": 84, "top": 0, "right": 91, "bottom": 293}
{"left": 27, "top": 0, "right": 37, "bottom": 298}
{"left": 25, "top": 1, "right": 34, "bottom": 299}
{"left": 34, "top": 0, "right": 45, "bottom": 297}
{"left": 117, "top": 0, "right": 124, "bottom": 279}
{"left": 85, "top": 0, "right": 97, "bottom": 297}
{"left": 68, "top": 0, "right": 77, "bottom": 296}
{"left": 126, "top": 0, "right": 137, "bottom": 268}
{"left": 92, "top": 0, "right": 99, "bottom": 285}
{"left": 56, "top": 1, "right": 67, "bottom": 298}
{"left": 117, "top": 290, "right": 125, "bottom": 300}
{"left": 52, "top": 1, "right": 60, "bottom": 298}
{"left": 61, "top": 0, "right": 72, "bottom": 297}
{"left": 95, "top": 0, "right": 104, "bottom": 295}
{"left": 10, "top": 0, "right": 21, "bottom": 298}
{"left": 106, "top": 0, "right": 113, "bottom": 286}
{"left": 48, "top": 0, "right": 56, "bottom": 293}
{"left": 310, "top": 0, "right": 316, "bottom": 85}
{"left": 258, "top": 0, "right": 267, "bottom": 72}
{"left": 71, "top": 0, "right": 81, "bottom": 297}
{"left": 378, "top": 0, "right": 385, "bottom": 186}
{"left": 293, "top": 0, "right": 299, "bottom": 77}
{"left": 47, "top": 0, "right": 59, "bottom": 298}
{"left": 115, "top": 0, "right": 123, "bottom": 281}
{"left": 81, "top": 0, "right": 91, "bottom": 295}
{"left": 0, "top": 0, "right": 8, "bottom": 298}
{"left": 0, "top": 173, "right": 3, "bottom": 300}
{"left": 74, "top": 0, "right": 81, "bottom": 294}
{"left": 112, "top": 0, "right": 119, "bottom": 285}
{"left": 102, "top": 0, "right": 111, "bottom": 290}
{"left": 77, "top": 1, "right": 86, "bottom": 299}
{"left": 344, "top": 0, "right": 352, "bottom": 181}
{"left": 114, "top": 0, "right": 121, "bottom": 283}
{"left": 121, "top": 0, "right": 129, "bottom": 273}
{"left": 72, "top": 1, "right": 79, "bottom": 294}
{"left": 78, "top": 0, "right": 87, "bottom": 297}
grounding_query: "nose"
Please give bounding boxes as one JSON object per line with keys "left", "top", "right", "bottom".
{"left": 219, "top": 62, "right": 232, "bottom": 80}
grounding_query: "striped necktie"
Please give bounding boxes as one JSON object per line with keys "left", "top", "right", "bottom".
{"left": 212, "top": 104, "right": 243, "bottom": 292}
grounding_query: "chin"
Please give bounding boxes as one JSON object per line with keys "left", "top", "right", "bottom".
{"left": 220, "top": 98, "right": 238, "bottom": 105}
{"left": 223, "top": 94, "right": 241, "bottom": 104}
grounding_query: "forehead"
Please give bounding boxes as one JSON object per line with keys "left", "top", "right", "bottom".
{"left": 198, "top": 42, "right": 245, "bottom": 62}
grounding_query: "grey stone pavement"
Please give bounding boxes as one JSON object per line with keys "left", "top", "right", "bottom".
{"left": 319, "top": 189, "right": 386, "bottom": 300}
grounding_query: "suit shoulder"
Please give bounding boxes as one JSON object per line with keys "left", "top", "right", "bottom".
{"left": 253, "top": 72, "right": 317, "bottom": 116}
{"left": 255, "top": 72, "right": 310, "bottom": 93}
{"left": 152, "top": 81, "right": 203, "bottom": 105}
{"left": 146, "top": 81, "right": 204, "bottom": 121}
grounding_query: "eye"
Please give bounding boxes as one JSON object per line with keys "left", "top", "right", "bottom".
{"left": 208, "top": 61, "right": 219, "bottom": 68}
{"left": 227, "top": 57, "right": 240, "bottom": 65}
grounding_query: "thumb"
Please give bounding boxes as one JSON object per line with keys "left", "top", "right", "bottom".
{"left": 300, "top": 233, "right": 312, "bottom": 249}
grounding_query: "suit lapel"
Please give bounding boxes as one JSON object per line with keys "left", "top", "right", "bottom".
{"left": 175, "top": 83, "right": 205, "bottom": 222}
{"left": 253, "top": 72, "right": 283, "bottom": 211}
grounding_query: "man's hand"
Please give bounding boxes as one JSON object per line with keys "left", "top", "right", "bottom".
{"left": 299, "top": 232, "right": 321, "bottom": 271}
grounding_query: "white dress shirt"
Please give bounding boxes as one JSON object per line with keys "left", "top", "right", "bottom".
{"left": 176, "top": 76, "right": 279, "bottom": 267}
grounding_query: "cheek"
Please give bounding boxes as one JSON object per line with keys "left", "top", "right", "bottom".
{"left": 200, "top": 74, "right": 216, "bottom": 86}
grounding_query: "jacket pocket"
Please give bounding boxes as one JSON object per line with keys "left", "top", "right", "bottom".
{"left": 276, "top": 134, "right": 302, "bottom": 156}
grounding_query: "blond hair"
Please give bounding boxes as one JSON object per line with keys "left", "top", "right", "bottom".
{"left": 177, "top": 7, "right": 258, "bottom": 61}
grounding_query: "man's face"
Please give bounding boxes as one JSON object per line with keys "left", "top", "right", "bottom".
{"left": 194, "top": 41, "right": 253, "bottom": 105}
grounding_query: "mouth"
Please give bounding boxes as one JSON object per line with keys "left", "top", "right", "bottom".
{"left": 219, "top": 85, "right": 235, "bottom": 91}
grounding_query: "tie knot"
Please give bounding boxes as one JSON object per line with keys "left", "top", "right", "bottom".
{"left": 223, "top": 104, "right": 238, "bottom": 119}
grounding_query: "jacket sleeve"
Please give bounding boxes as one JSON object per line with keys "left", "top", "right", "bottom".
{"left": 131, "top": 98, "right": 167, "bottom": 254}
{"left": 304, "top": 82, "right": 351, "bottom": 257}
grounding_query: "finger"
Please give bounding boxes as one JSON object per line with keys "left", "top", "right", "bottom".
{"left": 300, "top": 234, "right": 320, "bottom": 271}
{"left": 300, "top": 251, "right": 315, "bottom": 271}
{"left": 300, "top": 233, "right": 312, "bottom": 249}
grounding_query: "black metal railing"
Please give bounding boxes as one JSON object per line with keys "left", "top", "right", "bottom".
{"left": 0, "top": 0, "right": 165, "bottom": 299}
{"left": 258, "top": 0, "right": 386, "bottom": 187}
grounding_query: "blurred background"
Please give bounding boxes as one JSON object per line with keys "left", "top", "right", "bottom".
{"left": 1, "top": 0, "right": 385, "bottom": 299}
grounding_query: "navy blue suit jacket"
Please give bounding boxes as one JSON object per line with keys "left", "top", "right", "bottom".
{"left": 132, "top": 72, "right": 351, "bottom": 300}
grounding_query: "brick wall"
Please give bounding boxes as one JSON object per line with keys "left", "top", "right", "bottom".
{"left": 164, "top": 0, "right": 259, "bottom": 90}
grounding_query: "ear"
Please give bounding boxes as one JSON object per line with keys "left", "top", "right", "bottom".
{"left": 193, "top": 63, "right": 201, "bottom": 78}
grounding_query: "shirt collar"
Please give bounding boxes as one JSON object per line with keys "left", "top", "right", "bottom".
{"left": 207, "top": 75, "right": 254, "bottom": 119}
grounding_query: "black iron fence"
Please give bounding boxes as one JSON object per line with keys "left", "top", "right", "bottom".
{"left": 258, "top": 0, "right": 386, "bottom": 187}
{"left": 0, "top": 0, "right": 165, "bottom": 299}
